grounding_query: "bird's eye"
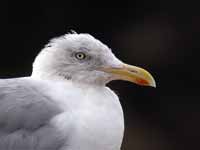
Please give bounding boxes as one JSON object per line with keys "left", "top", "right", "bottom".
{"left": 75, "top": 52, "right": 86, "bottom": 60}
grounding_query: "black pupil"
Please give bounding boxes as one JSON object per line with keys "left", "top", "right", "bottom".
{"left": 76, "top": 53, "right": 85, "bottom": 59}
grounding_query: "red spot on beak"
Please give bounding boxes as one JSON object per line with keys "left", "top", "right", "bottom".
{"left": 136, "top": 78, "right": 149, "bottom": 86}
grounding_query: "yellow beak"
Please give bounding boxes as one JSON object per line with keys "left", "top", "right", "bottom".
{"left": 101, "top": 64, "right": 156, "bottom": 87}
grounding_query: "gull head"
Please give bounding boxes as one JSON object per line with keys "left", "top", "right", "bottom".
{"left": 32, "top": 33, "right": 156, "bottom": 87}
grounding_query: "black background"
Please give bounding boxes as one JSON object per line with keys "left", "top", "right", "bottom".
{"left": 1, "top": 1, "right": 200, "bottom": 150}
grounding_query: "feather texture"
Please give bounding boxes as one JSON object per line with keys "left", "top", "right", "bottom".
{"left": 0, "top": 78, "right": 65, "bottom": 150}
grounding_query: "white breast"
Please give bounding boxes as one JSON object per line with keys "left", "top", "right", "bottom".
{"left": 42, "top": 81, "right": 124, "bottom": 150}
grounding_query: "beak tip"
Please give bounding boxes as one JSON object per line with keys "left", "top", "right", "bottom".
{"left": 136, "top": 77, "right": 156, "bottom": 88}
{"left": 149, "top": 78, "right": 156, "bottom": 88}
{"left": 151, "top": 82, "right": 156, "bottom": 88}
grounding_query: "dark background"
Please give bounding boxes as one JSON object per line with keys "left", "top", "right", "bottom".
{"left": 0, "top": 1, "right": 200, "bottom": 150}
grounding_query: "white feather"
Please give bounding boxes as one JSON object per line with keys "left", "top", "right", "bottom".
{"left": 0, "top": 33, "right": 124, "bottom": 150}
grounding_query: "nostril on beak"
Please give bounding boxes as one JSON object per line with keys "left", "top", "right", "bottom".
{"left": 129, "top": 70, "right": 138, "bottom": 73}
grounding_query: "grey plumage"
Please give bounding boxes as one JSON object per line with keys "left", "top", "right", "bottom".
{"left": 0, "top": 78, "right": 65, "bottom": 150}
{"left": 0, "top": 33, "right": 126, "bottom": 150}
{"left": 0, "top": 33, "right": 155, "bottom": 150}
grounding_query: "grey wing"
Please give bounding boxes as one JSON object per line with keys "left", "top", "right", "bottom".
{"left": 0, "top": 78, "right": 65, "bottom": 150}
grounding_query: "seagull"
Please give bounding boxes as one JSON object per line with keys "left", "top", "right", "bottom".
{"left": 0, "top": 33, "right": 156, "bottom": 150}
